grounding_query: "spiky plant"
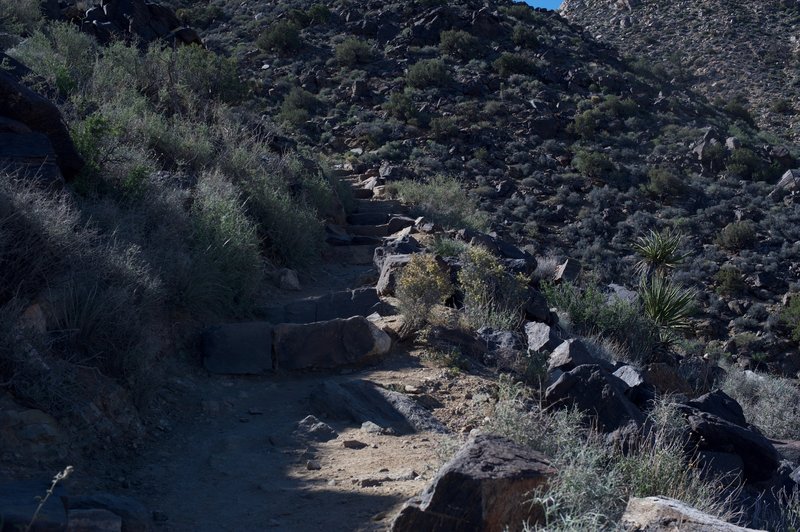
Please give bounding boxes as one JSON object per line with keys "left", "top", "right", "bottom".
{"left": 639, "top": 275, "right": 694, "bottom": 336}
{"left": 632, "top": 229, "right": 688, "bottom": 279}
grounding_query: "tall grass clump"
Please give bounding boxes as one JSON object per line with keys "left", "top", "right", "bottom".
{"left": 393, "top": 175, "right": 488, "bottom": 230}
{"left": 543, "top": 281, "right": 660, "bottom": 363}
{"left": 487, "top": 380, "right": 736, "bottom": 530}
{"left": 720, "top": 366, "right": 800, "bottom": 440}
{"left": 458, "top": 245, "right": 528, "bottom": 330}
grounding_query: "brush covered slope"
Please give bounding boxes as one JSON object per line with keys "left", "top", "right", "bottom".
{"left": 561, "top": 0, "right": 800, "bottom": 141}
{"left": 184, "top": 0, "right": 800, "bottom": 371}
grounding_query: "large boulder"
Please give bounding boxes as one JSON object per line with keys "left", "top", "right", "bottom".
{"left": 391, "top": 434, "right": 555, "bottom": 532}
{"left": 621, "top": 496, "right": 763, "bottom": 532}
{"left": 376, "top": 254, "right": 412, "bottom": 296}
{"left": 202, "top": 322, "right": 273, "bottom": 375}
{"left": 547, "top": 339, "right": 596, "bottom": 372}
{"left": 273, "top": 316, "right": 391, "bottom": 370}
{"left": 524, "top": 322, "right": 561, "bottom": 353}
{"left": 79, "top": 0, "right": 201, "bottom": 46}
{"left": 545, "top": 364, "right": 645, "bottom": 434}
{"left": 0, "top": 55, "right": 84, "bottom": 181}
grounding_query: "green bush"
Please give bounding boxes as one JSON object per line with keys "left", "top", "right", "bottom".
{"left": 393, "top": 175, "right": 488, "bottom": 230}
{"left": 175, "top": 5, "right": 223, "bottom": 28}
{"left": 439, "top": 29, "right": 479, "bottom": 58}
{"left": 430, "top": 116, "right": 459, "bottom": 140}
{"left": 716, "top": 221, "right": 757, "bottom": 251}
{"left": 512, "top": 25, "right": 538, "bottom": 48}
{"left": 0, "top": 0, "right": 43, "bottom": 34}
{"left": 492, "top": 53, "right": 535, "bottom": 77}
{"left": 782, "top": 294, "right": 800, "bottom": 343}
{"left": 458, "top": 245, "right": 528, "bottom": 330}
{"left": 406, "top": 59, "right": 450, "bottom": 88}
{"left": 726, "top": 147, "right": 765, "bottom": 180}
{"left": 572, "top": 150, "right": 613, "bottom": 179}
{"left": 306, "top": 4, "right": 331, "bottom": 24}
{"left": 715, "top": 266, "right": 747, "bottom": 297}
{"left": 646, "top": 167, "right": 685, "bottom": 198}
{"left": 384, "top": 89, "right": 420, "bottom": 123}
{"left": 724, "top": 99, "right": 755, "bottom": 126}
{"left": 257, "top": 21, "right": 301, "bottom": 53}
{"left": 278, "top": 87, "right": 320, "bottom": 127}
{"left": 543, "top": 282, "right": 661, "bottom": 363}
{"left": 396, "top": 254, "right": 454, "bottom": 330}
{"left": 335, "top": 37, "right": 373, "bottom": 66}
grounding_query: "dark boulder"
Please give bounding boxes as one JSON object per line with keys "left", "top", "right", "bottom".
{"left": 391, "top": 434, "right": 555, "bottom": 532}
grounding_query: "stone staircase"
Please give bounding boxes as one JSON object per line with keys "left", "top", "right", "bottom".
{"left": 203, "top": 168, "right": 415, "bottom": 375}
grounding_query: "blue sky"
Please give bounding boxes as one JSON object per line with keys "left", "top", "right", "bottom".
{"left": 523, "top": 0, "right": 562, "bottom": 9}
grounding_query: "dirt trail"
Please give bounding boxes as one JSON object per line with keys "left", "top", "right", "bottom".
{"left": 108, "top": 174, "right": 480, "bottom": 531}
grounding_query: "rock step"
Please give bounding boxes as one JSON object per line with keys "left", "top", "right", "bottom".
{"left": 326, "top": 244, "right": 379, "bottom": 265}
{"left": 347, "top": 216, "right": 416, "bottom": 238}
{"left": 260, "top": 287, "right": 383, "bottom": 325}
{"left": 203, "top": 316, "right": 392, "bottom": 374}
{"left": 351, "top": 187, "right": 374, "bottom": 199}
{"left": 347, "top": 212, "right": 391, "bottom": 225}
{"left": 353, "top": 198, "right": 408, "bottom": 213}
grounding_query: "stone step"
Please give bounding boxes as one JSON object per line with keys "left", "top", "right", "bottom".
{"left": 347, "top": 212, "right": 391, "bottom": 225}
{"left": 352, "top": 188, "right": 374, "bottom": 199}
{"left": 260, "top": 287, "right": 383, "bottom": 325}
{"left": 326, "top": 244, "right": 378, "bottom": 265}
{"left": 348, "top": 224, "right": 391, "bottom": 238}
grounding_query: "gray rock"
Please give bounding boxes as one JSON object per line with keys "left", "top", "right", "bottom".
{"left": 67, "top": 508, "right": 123, "bottom": 532}
{"left": 273, "top": 316, "right": 391, "bottom": 371}
{"left": 202, "top": 322, "right": 273, "bottom": 375}
{"left": 294, "top": 415, "right": 338, "bottom": 443}
{"left": 263, "top": 287, "right": 381, "bottom": 324}
{"left": 310, "top": 380, "right": 446, "bottom": 435}
{"left": 525, "top": 322, "right": 561, "bottom": 353}
{"left": 548, "top": 339, "right": 595, "bottom": 371}
{"left": 376, "top": 254, "right": 412, "bottom": 296}
{"left": 553, "top": 258, "right": 581, "bottom": 283}
{"left": 391, "top": 434, "right": 555, "bottom": 531}
{"left": 63, "top": 494, "right": 150, "bottom": 532}
{"left": 545, "top": 364, "right": 646, "bottom": 434}
{"left": 621, "top": 496, "right": 762, "bottom": 532}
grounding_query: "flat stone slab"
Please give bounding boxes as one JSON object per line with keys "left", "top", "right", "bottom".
{"left": 261, "top": 287, "right": 381, "bottom": 324}
{"left": 202, "top": 322, "right": 273, "bottom": 375}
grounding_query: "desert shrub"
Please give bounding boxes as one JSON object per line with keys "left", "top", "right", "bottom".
{"left": 278, "top": 87, "right": 320, "bottom": 127}
{"left": 727, "top": 148, "right": 766, "bottom": 181}
{"left": 543, "top": 282, "right": 660, "bottom": 363}
{"left": 724, "top": 99, "right": 755, "bottom": 126}
{"left": 573, "top": 150, "right": 613, "bottom": 179}
{"left": 573, "top": 109, "right": 602, "bottom": 139}
{"left": 716, "top": 221, "right": 757, "bottom": 251}
{"left": 512, "top": 25, "right": 538, "bottom": 48}
{"left": 646, "top": 167, "right": 686, "bottom": 198}
{"left": 501, "top": 4, "right": 539, "bottom": 23}
{"left": 770, "top": 98, "right": 793, "bottom": 114}
{"left": 487, "top": 383, "right": 733, "bottom": 529}
{"left": 782, "top": 295, "right": 800, "bottom": 343}
{"left": 393, "top": 175, "right": 488, "bottom": 230}
{"left": 257, "top": 21, "right": 301, "bottom": 53}
{"left": 396, "top": 254, "right": 454, "bottom": 329}
{"left": 430, "top": 116, "right": 459, "bottom": 139}
{"left": 169, "top": 45, "right": 244, "bottom": 103}
{"left": 439, "top": 29, "right": 479, "bottom": 58}
{"left": 715, "top": 266, "right": 747, "bottom": 297}
{"left": 175, "top": 5, "right": 223, "bottom": 28}
{"left": 429, "top": 236, "right": 469, "bottom": 257}
{"left": 0, "top": 0, "right": 43, "bottom": 34}
{"left": 458, "top": 245, "right": 528, "bottom": 330}
{"left": 335, "top": 37, "right": 373, "bottom": 66}
{"left": 406, "top": 59, "right": 450, "bottom": 88}
{"left": 721, "top": 366, "right": 800, "bottom": 439}
{"left": 493, "top": 53, "right": 535, "bottom": 77}
{"left": 632, "top": 229, "right": 687, "bottom": 278}
{"left": 8, "top": 22, "right": 97, "bottom": 96}
{"left": 384, "top": 89, "right": 418, "bottom": 122}
{"left": 306, "top": 4, "right": 331, "bottom": 24}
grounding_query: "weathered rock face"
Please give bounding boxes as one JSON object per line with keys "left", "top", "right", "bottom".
{"left": 620, "top": 496, "right": 764, "bottom": 532}
{"left": 545, "top": 364, "right": 645, "bottom": 434}
{"left": 391, "top": 434, "right": 555, "bottom": 532}
{"left": 74, "top": 0, "right": 202, "bottom": 46}
{"left": 0, "top": 55, "right": 84, "bottom": 181}
{"left": 202, "top": 322, "right": 274, "bottom": 375}
{"left": 273, "top": 316, "right": 391, "bottom": 370}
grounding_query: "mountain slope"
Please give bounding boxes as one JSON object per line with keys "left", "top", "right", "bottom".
{"left": 561, "top": 0, "right": 800, "bottom": 142}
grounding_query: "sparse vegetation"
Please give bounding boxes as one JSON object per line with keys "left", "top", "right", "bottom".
{"left": 396, "top": 254, "right": 454, "bottom": 330}
{"left": 257, "top": 21, "right": 301, "bottom": 53}
{"left": 716, "top": 221, "right": 757, "bottom": 251}
{"left": 439, "top": 29, "right": 479, "bottom": 58}
{"left": 335, "top": 37, "right": 373, "bottom": 66}
{"left": 393, "top": 176, "right": 488, "bottom": 230}
{"left": 406, "top": 59, "right": 450, "bottom": 89}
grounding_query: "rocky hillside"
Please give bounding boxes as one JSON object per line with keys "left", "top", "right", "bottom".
{"left": 3, "top": 0, "right": 800, "bottom": 530}
{"left": 561, "top": 0, "right": 800, "bottom": 142}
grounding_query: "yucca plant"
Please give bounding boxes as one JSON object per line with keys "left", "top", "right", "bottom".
{"left": 632, "top": 229, "right": 688, "bottom": 279}
{"left": 639, "top": 275, "right": 694, "bottom": 338}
